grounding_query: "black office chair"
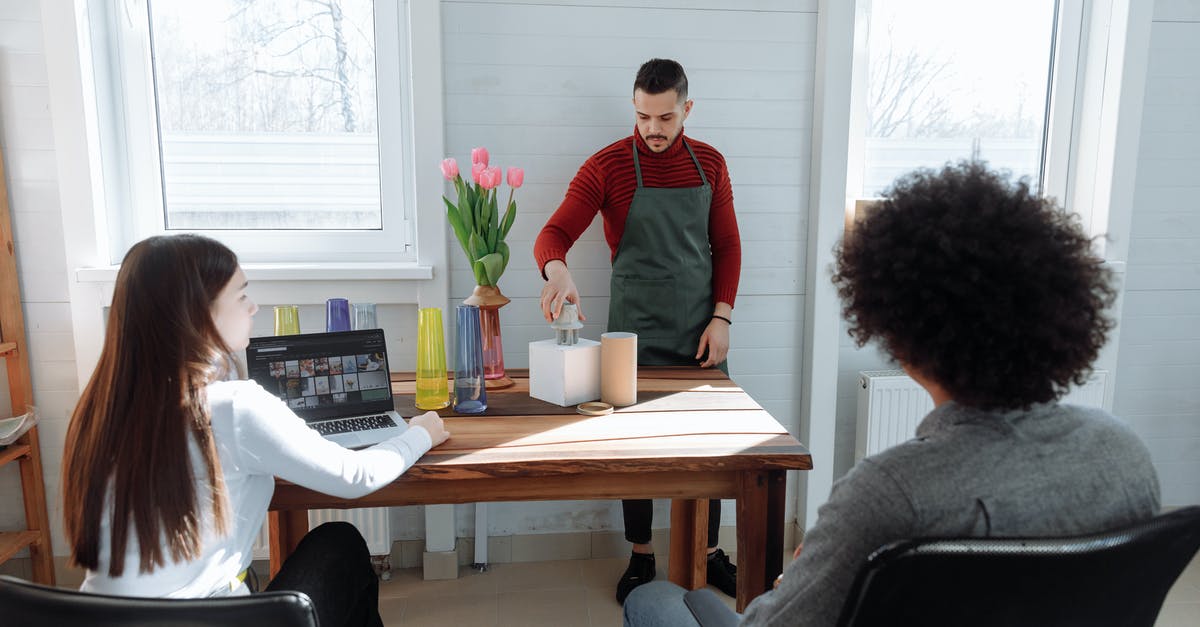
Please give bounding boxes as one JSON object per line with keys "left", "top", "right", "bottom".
{"left": 683, "top": 506, "right": 1200, "bottom": 627}
{"left": 0, "top": 574, "right": 319, "bottom": 627}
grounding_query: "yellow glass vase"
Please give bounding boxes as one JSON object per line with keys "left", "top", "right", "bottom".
{"left": 273, "top": 305, "right": 300, "bottom": 336}
{"left": 415, "top": 307, "right": 450, "bottom": 410}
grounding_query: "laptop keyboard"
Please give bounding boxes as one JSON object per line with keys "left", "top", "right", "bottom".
{"left": 312, "top": 414, "right": 398, "bottom": 436}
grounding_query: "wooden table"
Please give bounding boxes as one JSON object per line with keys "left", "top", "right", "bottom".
{"left": 269, "top": 367, "right": 811, "bottom": 611}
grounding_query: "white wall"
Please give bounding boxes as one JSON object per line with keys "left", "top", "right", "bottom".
{"left": 1114, "top": 0, "right": 1200, "bottom": 506}
{"left": 439, "top": 0, "right": 818, "bottom": 539}
{"left": 0, "top": 0, "right": 79, "bottom": 555}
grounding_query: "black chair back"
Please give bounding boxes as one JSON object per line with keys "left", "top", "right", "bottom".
{"left": 837, "top": 506, "right": 1200, "bottom": 627}
{"left": 0, "top": 574, "right": 319, "bottom": 627}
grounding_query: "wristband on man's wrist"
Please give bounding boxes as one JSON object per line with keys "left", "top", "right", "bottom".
{"left": 711, "top": 314, "right": 732, "bottom": 326}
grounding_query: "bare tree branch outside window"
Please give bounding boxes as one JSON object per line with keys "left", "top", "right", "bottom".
{"left": 151, "top": 0, "right": 377, "bottom": 135}
{"left": 147, "top": 0, "right": 384, "bottom": 230}
{"left": 857, "top": 0, "right": 1056, "bottom": 196}
{"left": 865, "top": 12, "right": 1043, "bottom": 140}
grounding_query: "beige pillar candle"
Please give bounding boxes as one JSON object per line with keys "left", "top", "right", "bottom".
{"left": 600, "top": 332, "right": 637, "bottom": 406}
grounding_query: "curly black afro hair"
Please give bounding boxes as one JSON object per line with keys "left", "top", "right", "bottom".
{"left": 832, "top": 160, "right": 1116, "bottom": 410}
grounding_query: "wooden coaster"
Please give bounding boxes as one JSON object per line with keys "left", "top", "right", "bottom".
{"left": 576, "top": 401, "right": 614, "bottom": 416}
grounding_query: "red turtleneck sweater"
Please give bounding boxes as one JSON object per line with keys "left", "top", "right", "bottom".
{"left": 534, "top": 128, "right": 741, "bottom": 307}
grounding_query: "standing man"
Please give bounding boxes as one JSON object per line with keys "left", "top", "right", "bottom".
{"left": 534, "top": 59, "right": 742, "bottom": 603}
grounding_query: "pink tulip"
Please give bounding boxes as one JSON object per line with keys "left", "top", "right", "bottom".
{"left": 479, "top": 166, "right": 502, "bottom": 190}
{"left": 440, "top": 158, "right": 458, "bottom": 180}
{"left": 506, "top": 167, "right": 524, "bottom": 189}
{"left": 471, "top": 162, "right": 486, "bottom": 184}
{"left": 471, "top": 147, "right": 489, "bottom": 167}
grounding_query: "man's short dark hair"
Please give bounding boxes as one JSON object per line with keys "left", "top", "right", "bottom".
{"left": 832, "top": 160, "right": 1117, "bottom": 410}
{"left": 634, "top": 58, "right": 688, "bottom": 102}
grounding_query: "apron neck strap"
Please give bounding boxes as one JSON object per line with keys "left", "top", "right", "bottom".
{"left": 631, "top": 136, "right": 708, "bottom": 188}
{"left": 684, "top": 140, "right": 707, "bottom": 186}
{"left": 632, "top": 137, "right": 643, "bottom": 188}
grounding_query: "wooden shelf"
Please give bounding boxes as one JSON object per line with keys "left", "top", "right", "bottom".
{"left": 0, "top": 530, "right": 40, "bottom": 563}
{"left": 0, "top": 136, "right": 53, "bottom": 583}
{"left": 0, "top": 442, "right": 30, "bottom": 468}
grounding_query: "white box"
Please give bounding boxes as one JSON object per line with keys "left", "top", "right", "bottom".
{"left": 528, "top": 338, "right": 601, "bottom": 407}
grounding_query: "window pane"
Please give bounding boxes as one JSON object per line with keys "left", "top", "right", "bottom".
{"left": 148, "top": 0, "right": 381, "bottom": 230}
{"left": 859, "top": 0, "right": 1056, "bottom": 196}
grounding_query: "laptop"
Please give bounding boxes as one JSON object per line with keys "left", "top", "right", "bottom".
{"left": 246, "top": 329, "right": 408, "bottom": 449}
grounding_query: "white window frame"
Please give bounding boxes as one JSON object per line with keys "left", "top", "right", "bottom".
{"left": 804, "top": 0, "right": 1151, "bottom": 531}
{"left": 1042, "top": 0, "right": 1086, "bottom": 209}
{"left": 845, "top": 0, "right": 1086, "bottom": 225}
{"left": 87, "top": 0, "right": 418, "bottom": 264}
{"left": 45, "top": 0, "right": 448, "bottom": 389}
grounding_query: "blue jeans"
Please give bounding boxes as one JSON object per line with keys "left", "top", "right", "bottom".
{"left": 265, "top": 521, "right": 383, "bottom": 627}
{"left": 623, "top": 581, "right": 703, "bottom": 627}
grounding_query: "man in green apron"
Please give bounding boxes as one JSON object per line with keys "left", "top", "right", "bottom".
{"left": 534, "top": 59, "right": 742, "bottom": 603}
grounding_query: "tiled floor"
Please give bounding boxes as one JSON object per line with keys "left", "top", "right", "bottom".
{"left": 376, "top": 552, "right": 1200, "bottom": 627}
{"left": 1159, "top": 553, "right": 1200, "bottom": 627}
{"left": 377, "top": 555, "right": 738, "bottom": 627}
{"left": 6, "top": 551, "right": 1197, "bottom": 625}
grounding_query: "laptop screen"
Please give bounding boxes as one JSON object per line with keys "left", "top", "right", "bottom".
{"left": 245, "top": 329, "right": 395, "bottom": 422}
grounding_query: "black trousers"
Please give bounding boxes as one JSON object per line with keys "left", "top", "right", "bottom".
{"left": 265, "top": 521, "right": 383, "bottom": 627}
{"left": 623, "top": 499, "right": 721, "bottom": 548}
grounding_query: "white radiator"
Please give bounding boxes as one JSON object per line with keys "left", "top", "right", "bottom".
{"left": 855, "top": 369, "right": 1109, "bottom": 462}
{"left": 855, "top": 370, "right": 934, "bottom": 462}
{"left": 252, "top": 507, "right": 392, "bottom": 559}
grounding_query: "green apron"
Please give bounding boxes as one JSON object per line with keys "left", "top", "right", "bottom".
{"left": 608, "top": 138, "right": 725, "bottom": 372}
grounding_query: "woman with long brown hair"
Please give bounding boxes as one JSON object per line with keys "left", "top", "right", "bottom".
{"left": 62, "top": 234, "right": 449, "bottom": 626}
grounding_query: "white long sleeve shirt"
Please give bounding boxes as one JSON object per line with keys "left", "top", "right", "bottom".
{"left": 80, "top": 379, "right": 433, "bottom": 598}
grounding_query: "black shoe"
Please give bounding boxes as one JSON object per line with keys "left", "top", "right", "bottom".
{"left": 616, "top": 552, "right": 656, "bottom": 604}
{"left": 707, "top": 548, "right": 737, "bottom": 597}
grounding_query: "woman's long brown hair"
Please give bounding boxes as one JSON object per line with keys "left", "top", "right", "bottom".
{"left": 63, "top": 235, "right": 239, "bottom": 576}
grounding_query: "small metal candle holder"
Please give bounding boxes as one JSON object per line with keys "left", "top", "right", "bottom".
{"left": 550, "top": 303, "right": 584, "bottom": 346}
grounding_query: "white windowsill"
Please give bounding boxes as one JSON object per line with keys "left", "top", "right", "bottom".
{"left": 75, "top": 261, "right": 435, "bottom": 283}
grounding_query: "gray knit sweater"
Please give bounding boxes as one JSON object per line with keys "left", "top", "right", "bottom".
{"left": 740, "top": 402, "right": 1161, "bottom": 626}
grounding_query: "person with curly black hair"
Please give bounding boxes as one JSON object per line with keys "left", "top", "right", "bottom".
{"left": 623, "top": 160, "right": 1160, "bottom": 626}
{"left": 834, "top": 159, "right": 1118, "bottom": 410}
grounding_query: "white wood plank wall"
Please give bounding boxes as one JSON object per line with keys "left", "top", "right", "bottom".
{"left": 0, "top": 0, "right": 78, "bottom": 555}
{"left": 441, "top": 0, "right": 818, "bottom": 537}
{"left": 1114, "top": 0, "right": 1200, "bottom": 506}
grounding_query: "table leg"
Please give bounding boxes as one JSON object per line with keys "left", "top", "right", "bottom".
{"left": 765, "top": 469, "right": 785, "bottom": 592}
{"left": 668, "top": 498, "right": 709, "bottom": 590}
{"left": 735, "top": 470, "right": 786, "bottom": 612}
{"left": 268, "top": 510, "right": 310, "bottom": 580}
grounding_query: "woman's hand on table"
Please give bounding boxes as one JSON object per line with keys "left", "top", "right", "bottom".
{"left": 410, "top": 411, "right": 450, "bottom": 447}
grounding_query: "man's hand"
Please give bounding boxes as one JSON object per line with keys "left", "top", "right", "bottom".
{"left": 539, "top": 260, "right": 586, "bottom": 323}
{"left": 696, "top": 317, "right": 730, "bottom": 368}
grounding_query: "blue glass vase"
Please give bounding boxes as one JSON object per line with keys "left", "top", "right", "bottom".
{"left": 326, "top": 298, "right": 351, "bottom": 332}
{"left": 454, "top": 305, "right": 487, "bottom": 414}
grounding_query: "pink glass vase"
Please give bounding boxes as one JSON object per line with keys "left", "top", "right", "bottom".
{"left": 463, "top": 285, "right": 515, "bottom": 389}
{"left": 479, "top": 305, "right": 505, "bottom": 380}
